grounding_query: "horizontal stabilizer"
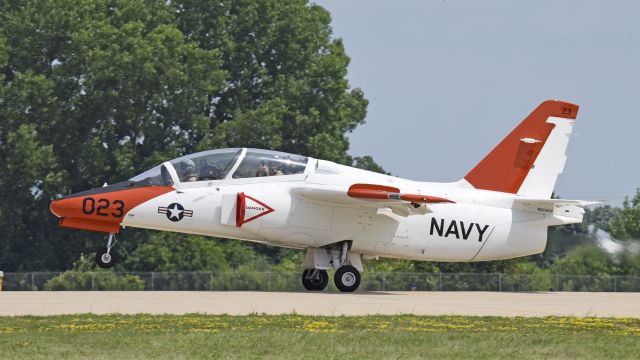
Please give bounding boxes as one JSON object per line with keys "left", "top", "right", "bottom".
{"left": 513, "top": 198, "right": 600, "bottom": 221}
{"left": 514, "top": 198, "right": 600, "bottom": 207}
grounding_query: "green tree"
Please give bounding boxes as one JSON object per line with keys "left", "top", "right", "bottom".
{"left": 610, "top": 189, "right": 640, "bottom": 240}
{"left": 0, "top": 75, "right": 67, "bottom": 270}
{"left": 171, "top": 0, "right": 368, "bottom": 162}
{"left": 351, "top": 155, "right": 389, "bottom": 174}
{"left": 43, "top": 254, "right": 145, "bottom": 290}
{"left": 585, "top": 205, "right": 620, "bottom": 233}
{"left": 122, "top": 233, "right": 231, "bottom": 272}
{"left": 0, "top": 0, "right": 370, "bottom": 271}
{"left": 548, "top": 246, "right": 613, "bottom": 276}
{"left": 616, "top": 251, "right": 640, "bottom": 276}
{"left": 0, "top": 0, "right": 225, "bottom": 270}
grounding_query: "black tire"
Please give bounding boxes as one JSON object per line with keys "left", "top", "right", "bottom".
{"left": 95, "top": 248, "right": 117, "bottom": 269}
{"left": 334, "top": 265, "right": 361, "bottom": 292}
{"left": 301, "top": 269, "right": 328, "bottom": 291}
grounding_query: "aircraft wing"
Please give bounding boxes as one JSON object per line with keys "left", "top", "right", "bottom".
{"left": 291, "top": 183, "right": 454, "bottom": 217}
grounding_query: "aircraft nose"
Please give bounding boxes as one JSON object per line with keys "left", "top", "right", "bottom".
{"left": 50, "top": 183, "right": 174, "bottom": 233}
{"left": 50, "top": 196, "right": 90, "bottom": 221}
{"left": 50, "top": 194, "right": 124, "bottom": 233}
{"left": 50, "top": 198, "right": 67, "bottom": 218}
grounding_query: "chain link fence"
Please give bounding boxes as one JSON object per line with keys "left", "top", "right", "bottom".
{"left": 3, "top": 271, "right": 640, "bottom": 292}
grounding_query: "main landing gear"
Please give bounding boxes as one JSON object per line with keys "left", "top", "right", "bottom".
{"left": 334, "top": 265, "right": 361, "bottom": 292}
{"left": 301, "top": 269, "right": 329, "bottom": 291}
{"left": 95, "top": 233, "right": 118, "bottom": 268}
{"left": 301, "top": 242, "right": 363, "bottom": 292}
{"left": 301, "top": 265, "right": 361, "bottom": 292}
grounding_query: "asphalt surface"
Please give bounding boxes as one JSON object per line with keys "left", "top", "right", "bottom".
{"left": 1, "top": 291, "right": 639, "bottom": 317}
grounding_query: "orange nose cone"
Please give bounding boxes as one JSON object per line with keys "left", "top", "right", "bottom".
{"left": 50, "top": 185, "right": 175, "bottom": 233}
{"left": 49, "top": 195, "right": 123, "bottom": 233}
{"left": 50, "top": 198, "right": 66, "bottom": 218}
{"left": 50, "top": 197, "right": 84, "bottom": 221}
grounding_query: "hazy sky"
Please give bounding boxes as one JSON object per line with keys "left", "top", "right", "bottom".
{"left": 314, "top": 0, "right": 639, "bottom": 205}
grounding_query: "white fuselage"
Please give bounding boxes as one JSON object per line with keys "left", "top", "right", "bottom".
{"left": 122, "top": 158, "right": 569, "bottom": 262}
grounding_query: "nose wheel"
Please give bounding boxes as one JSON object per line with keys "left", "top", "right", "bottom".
{"left": 95, "top": 233, "right": 118, "bottom": 269}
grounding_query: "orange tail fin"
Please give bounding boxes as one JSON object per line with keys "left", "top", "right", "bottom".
{"left": 464, "top": 100, "right": 579, "bottom": 197}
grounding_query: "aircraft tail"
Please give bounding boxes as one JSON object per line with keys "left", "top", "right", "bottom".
{"left": 464, "top": 100, "right": 579, "bottom": 198}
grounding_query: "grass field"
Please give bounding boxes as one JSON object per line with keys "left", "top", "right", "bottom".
{"left": 1, "top": 314, "right": 639, "bottom": 359}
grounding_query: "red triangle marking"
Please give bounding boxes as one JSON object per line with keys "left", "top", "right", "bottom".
{"left": 239, "top": 194, "right": 275, "bottom": 226}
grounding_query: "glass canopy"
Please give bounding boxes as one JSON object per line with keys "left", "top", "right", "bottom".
{"left": 129, "top": 148, "right": 309, "bottom": 185}
{"left": 232, "top": 149, "right": 308, "bottom": 178}
{"left": 171, "top": 148, "right": 242, "bottom": 182}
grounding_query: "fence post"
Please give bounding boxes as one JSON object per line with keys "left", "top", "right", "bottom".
{"left": 439, "top": 273, "right": 443, "bottom": 291}
{"left": 31, "top": 273, "right": 35, "bottom": 290}
{"left": 613, "top": 276, "right": 617, "bottom": 292}
{"left": 499, "top": 273, "right": 503, "bottom": 292}
{"left": 555, "top": 274, "right": 559, "bottom": 291}
{"left": 91, "top": 273, "right": 95, "bottom": 291}
{"left": 267, "top": 272, "right": 271, "bottom": 291}
{"left": 151, "top": 272, "right": 155, "bottom": 291}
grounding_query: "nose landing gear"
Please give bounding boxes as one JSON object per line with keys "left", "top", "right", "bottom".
{"left": 95, "top": 233, "right": 118, "bottom": 268}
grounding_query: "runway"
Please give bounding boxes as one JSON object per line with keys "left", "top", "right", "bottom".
{"left": 1, "top": 291, "right": 639, "bottom": 317}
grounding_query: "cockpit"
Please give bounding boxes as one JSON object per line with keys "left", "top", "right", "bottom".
{"left": 129, "top": 148, "right": 310, "bottom": 186}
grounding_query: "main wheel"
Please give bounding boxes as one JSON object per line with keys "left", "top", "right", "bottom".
{"left": 95, "top": 248, "right": 117, "bottom": 269}
{"left": 301, "top": 269, "right": 328, "bottom": 291}
{"left": 334, "top": 265, "right": 361, "bottom": 292}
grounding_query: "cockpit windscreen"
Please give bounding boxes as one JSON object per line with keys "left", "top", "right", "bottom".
{"left": 171, "top": 148, "right": 242, "bottom": 182}
{"left": 232, "top": 149, "right": 308, "bottom": 178}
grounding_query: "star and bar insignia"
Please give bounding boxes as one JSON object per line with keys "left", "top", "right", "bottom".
{"left": 158, "top": 203, "right": 193, "bottom": 222}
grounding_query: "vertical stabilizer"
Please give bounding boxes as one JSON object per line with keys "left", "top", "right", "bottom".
{"left": 464, "top": 100, "right": 579, "bottom": 198}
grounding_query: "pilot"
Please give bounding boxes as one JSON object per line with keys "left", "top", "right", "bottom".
{"left": 181, "top": 159, "right": 198, "bottom": 182}
{"left": 200, "top": 163, "right": 222, "bottom": 180}
{"left": 270, "top": 162, "right": 284, "bottom": 176}
{"left": 255, "top": 162, "right": 270, "bottom": 177}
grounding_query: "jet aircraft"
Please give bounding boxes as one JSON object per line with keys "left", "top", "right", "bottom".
{"left": 50, "top": 100, "right": 593, "bottom": 292}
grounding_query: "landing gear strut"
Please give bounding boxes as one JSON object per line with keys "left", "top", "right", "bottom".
{"left": 301, "top": 269, "right": 329, "bottom": 291}
{"left": 301, "top": 243, "right": 364, "bottom": 292}
{"left": 95, "top": 233, "right": 118, "bottom": 268}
